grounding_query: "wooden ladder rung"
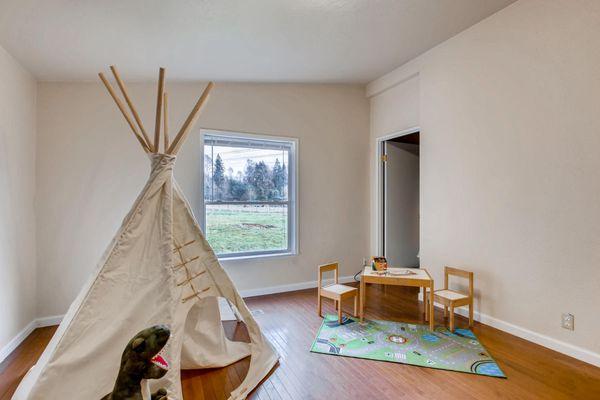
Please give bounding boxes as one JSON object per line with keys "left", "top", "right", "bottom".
{"left": 172, "top": 239, "right": 195, "bottom": 252}
{"left": 182, "top": 287, "right": 211, "bottom": 303}
{"left": 176, "top": 270, "right": 206, "bottom": 286}
{"left": 171, "top": 255, "right": 200, "bottom": 271}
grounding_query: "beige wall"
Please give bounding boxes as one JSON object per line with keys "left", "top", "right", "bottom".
{"left": 368, "top": 76, "right": 420, "bottom": 253}
{"left": 36, "top": 82, "right": 370, "bottom": 317}
{"left": 0, "top": 45, "right": 37, "bottom": 351}
{"left": 367, "top": 0, "right": 600, "bottom": 360}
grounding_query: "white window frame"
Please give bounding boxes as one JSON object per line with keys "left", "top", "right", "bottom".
{"left": 201, "top": 128, "right": 298, "bottom": 260}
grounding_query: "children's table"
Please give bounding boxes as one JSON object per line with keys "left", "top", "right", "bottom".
{"left": 360, "top": 267, "right": 435, "bottom": 330}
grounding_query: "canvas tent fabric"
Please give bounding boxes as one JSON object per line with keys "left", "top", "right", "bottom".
{"left": 12, "top": 154, "right": 278, "bottom": 400}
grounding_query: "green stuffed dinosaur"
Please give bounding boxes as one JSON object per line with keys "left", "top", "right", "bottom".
{"left": 101, "top": 325, "right": 171, "bottom": 400}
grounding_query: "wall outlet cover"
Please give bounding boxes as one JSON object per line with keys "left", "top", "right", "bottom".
{"left": 561, "top": 313, "right": 574, "bottom": 331}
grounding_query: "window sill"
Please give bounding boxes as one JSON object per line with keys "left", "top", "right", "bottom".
{"left": 218, "top": 251, "right": 297, "bottom": 262}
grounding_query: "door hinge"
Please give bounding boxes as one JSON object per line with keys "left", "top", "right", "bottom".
{"left": 381, "top": 154, "right": 388, "bottom": 163}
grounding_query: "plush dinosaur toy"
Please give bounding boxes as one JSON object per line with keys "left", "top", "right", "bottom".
{"left": 101, "top": 325, "right": 171, "bottom": 400}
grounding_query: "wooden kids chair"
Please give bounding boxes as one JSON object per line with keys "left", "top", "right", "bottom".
{"left": 426, "top": 266, "right": 474, "bottom": 332}
{"left": 317, "top": 262, "right": 359, "bottom": 324}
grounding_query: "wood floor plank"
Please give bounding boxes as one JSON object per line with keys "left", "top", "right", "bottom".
{"left": 1, "top": 284, "right": 599, "bottom": 399}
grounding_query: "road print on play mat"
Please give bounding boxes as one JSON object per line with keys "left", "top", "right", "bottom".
{"left": 310, "top": 315, "right": 506, "bottom": 378}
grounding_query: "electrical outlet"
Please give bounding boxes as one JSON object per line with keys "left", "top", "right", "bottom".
{"left": 561, "top": 313, "right": 574, "bottom": 331}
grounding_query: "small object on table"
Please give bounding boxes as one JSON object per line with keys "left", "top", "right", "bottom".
{"left": 371, "top": 256, "right": 388, "bottom": 271}
{"left": 387, "top": 268, "right": 417, "bottom": 276}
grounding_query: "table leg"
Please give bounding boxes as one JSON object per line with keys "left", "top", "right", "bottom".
{"left": 424, "top": 286, "right": 428, "bottom": 321}
{"left": 360, "top": 277, "right": 365, "bottom": 322}
{"left": 429, "top": 282, "right": 435, "bottom": 330}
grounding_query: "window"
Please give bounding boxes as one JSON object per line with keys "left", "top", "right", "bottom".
{"left": 202, "top": 130, "right": 297, "bottom": 259}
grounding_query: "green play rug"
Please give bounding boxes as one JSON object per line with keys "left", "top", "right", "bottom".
{"left": 310, "top": 315, "right": 506, "bottom": 378}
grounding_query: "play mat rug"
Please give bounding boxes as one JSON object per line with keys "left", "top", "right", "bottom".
{"left": 310, "top": 315, "right": 506, "bottom": 378}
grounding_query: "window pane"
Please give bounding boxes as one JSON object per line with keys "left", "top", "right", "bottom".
{"left": 204, "top": 144, "right": 289, "bottom": 202}
{"left": 203, "top": 132, "right": 295, "bottom": 257}
{"left": 205, "top": 203, "right": 288, "bottom": 255}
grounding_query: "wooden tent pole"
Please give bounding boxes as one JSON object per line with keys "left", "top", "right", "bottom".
{"left": 167, "top": 82, "right": 214, "bottom": 155}
{"left": 154, "top": 68, "right": 166, "bottom": 153}
{"left": 109, "top": 66, "right": 153, "bottom": 152}
{"left": 98, "top": 72, "right": 150, "bottom": 153}
{"left": 163, "top": 92, "right": 169, "bottom": 152}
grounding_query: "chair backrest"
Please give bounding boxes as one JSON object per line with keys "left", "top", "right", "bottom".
{"left": 444, "top": 266, "right": 473, "bottom": 297}
{"left": 318, "top": 262, "right": 339, "bottom": 290}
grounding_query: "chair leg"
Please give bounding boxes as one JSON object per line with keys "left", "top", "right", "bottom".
{"left": 444, "top": 306, "right": 448, "bottom": 318}
{"left": 338, "top": 299, "right": 343, "bottom": 324}
{"left": 318, "top": 295, "right": 322, "bottom": 318}
{"left": 449, "top": 304, "right": 455, "bottom": 332}
{"left": 429, "top": 287, "right": 435, "bottom": 331}
{"left": 353, "top": 294, "right": 358, "bottom": 317}
{"left": 335, "top": 300, "right": 338, "bottom": 310}
{"left": 424, "top": 289, "right": 428, "bottom": 322}
{"left": 469, "top": 301, "right": 474, "bottom": 328}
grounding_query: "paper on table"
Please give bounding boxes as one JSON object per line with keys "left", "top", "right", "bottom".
{"left": 387, "top": 268, "right": 417, "bottom": 276}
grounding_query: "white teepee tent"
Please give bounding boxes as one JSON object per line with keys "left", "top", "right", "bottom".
{"left": 12, "top": 67, "right": 278, "bottom": 400}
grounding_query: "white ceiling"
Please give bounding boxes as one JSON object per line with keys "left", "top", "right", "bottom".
{"left": 0, "top": 0, "right": 516, "bottom": 83}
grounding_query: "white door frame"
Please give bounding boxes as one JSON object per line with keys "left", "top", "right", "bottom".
{"left": 375, "top": 126, "right": 420, "bottom": 257}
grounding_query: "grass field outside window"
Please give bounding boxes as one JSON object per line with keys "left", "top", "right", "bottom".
{"left": 206, "top": 204, "right": 288, "bottom": 255}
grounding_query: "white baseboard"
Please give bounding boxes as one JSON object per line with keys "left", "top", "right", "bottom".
{"left": 0, "top": 301, "right": 238, "bottom": 365}
{"left": 0, "top": 277, "right": 355, "bottom": 364}
{"left": 0, "top": 315, "right": 65, "bottom": 364}
{"left": 6, "top": 279, "right": 596, "bottom": 370}
{"left": 239, "top": 275, "right": 356, "bottom": 298}
{"left": 36, "top": 315, "right": 64, "bottom": 327}
{"left": 0, "top": 320, "right": 38, "bottom": 365}
{"left": 0, "top": 276, "right": 353, "bottom": 364}
{"left": 418, "top": 293, "right": 600, "bottom": 368}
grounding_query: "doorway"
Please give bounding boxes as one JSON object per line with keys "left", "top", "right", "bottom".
{"left": 379, "top": 129, "right": 420, "bottom": 268}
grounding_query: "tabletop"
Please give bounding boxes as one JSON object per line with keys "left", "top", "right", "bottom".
{"left": 362, "top": 267, "right": 432, "bottom": 281}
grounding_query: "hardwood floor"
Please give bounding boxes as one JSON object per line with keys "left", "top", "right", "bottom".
{"left": 1, "top": 284, "right": 599, "bottom": 399}
{"left": 0, "top": 326, "right": 56, "bottom": 400}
